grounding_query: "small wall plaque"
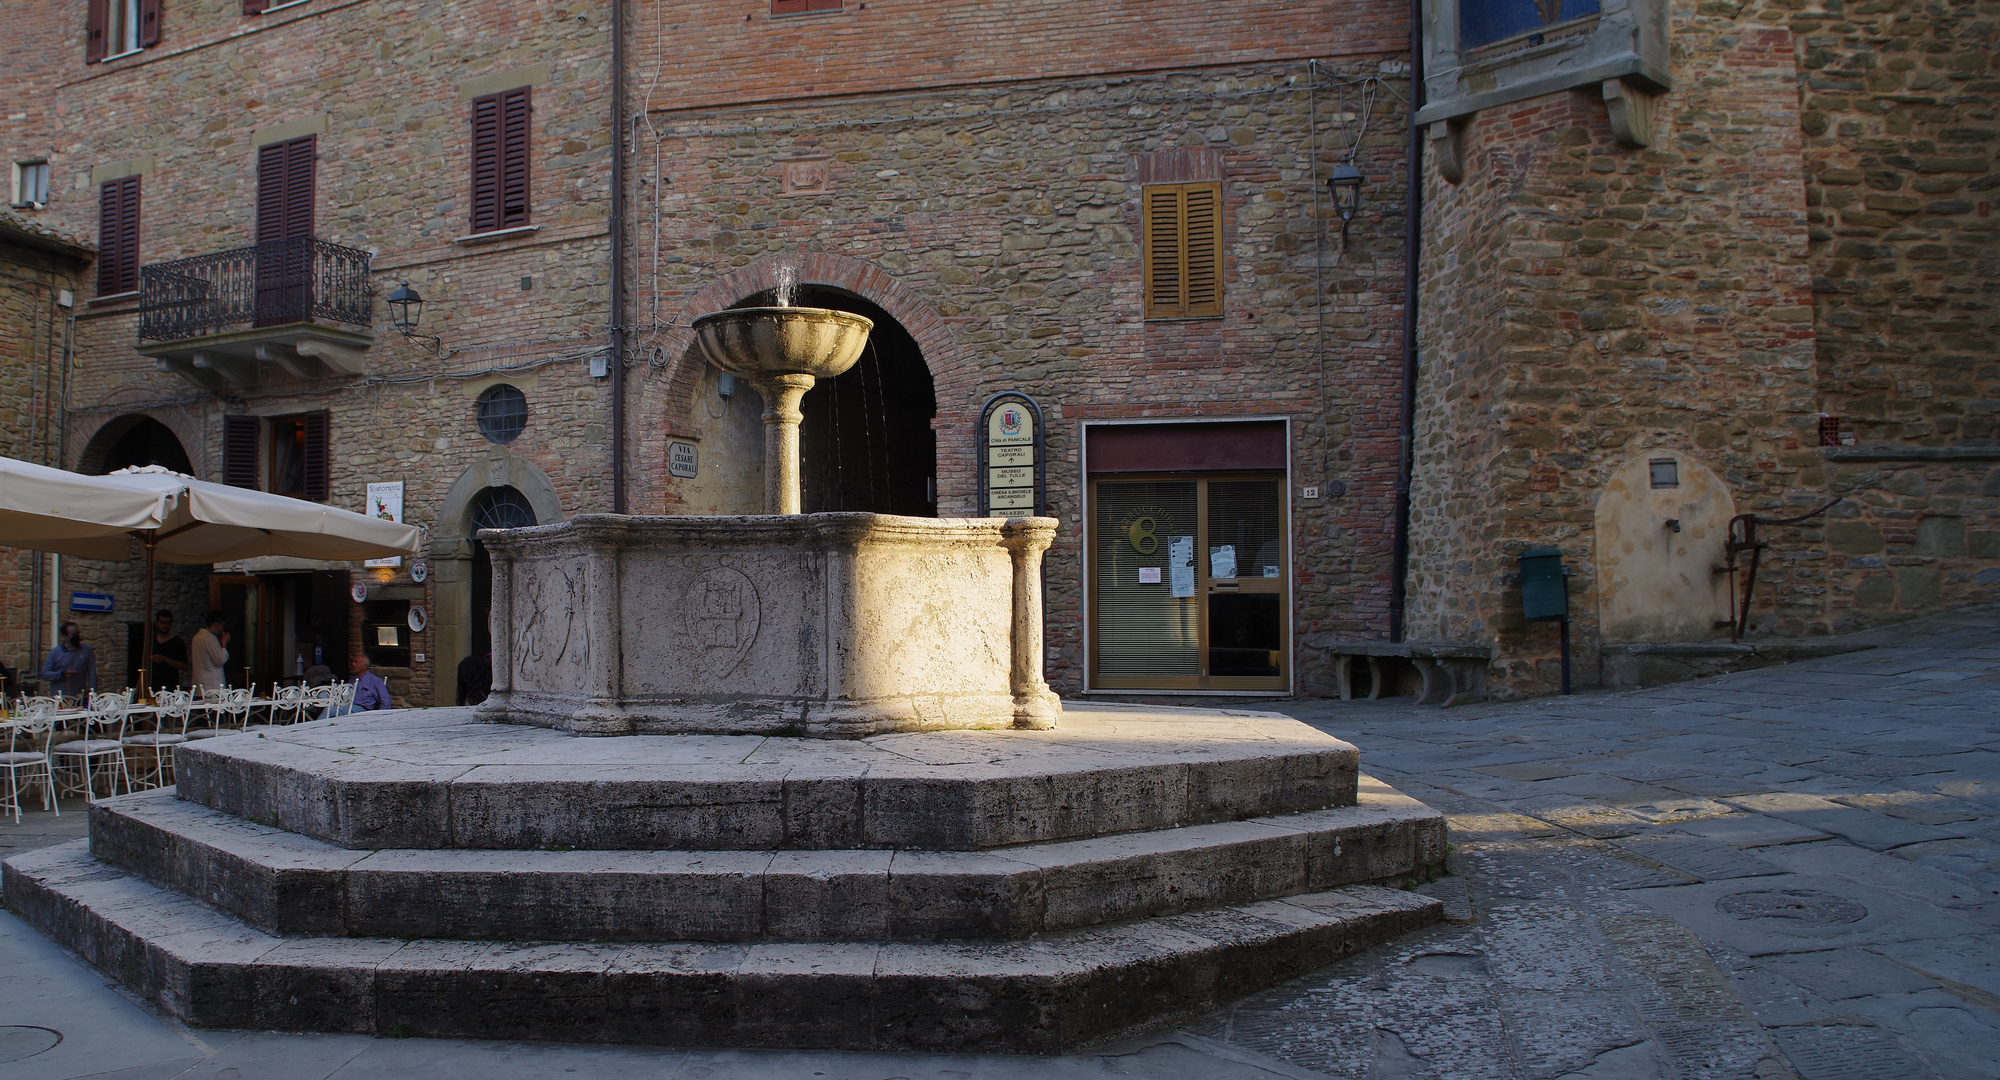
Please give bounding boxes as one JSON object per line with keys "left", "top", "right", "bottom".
{"left": 781, "top": 158, "right": 832, "bottom": 196}
{"left": 978, "top": 392, "right": 1046, "bottom": 518}
{"left": 669, "top": 441, "right": 698, "bottom": 479}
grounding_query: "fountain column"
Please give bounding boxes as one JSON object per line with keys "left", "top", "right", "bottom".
{"left": 749, "top": 372, "right": 818, "bottom": 515}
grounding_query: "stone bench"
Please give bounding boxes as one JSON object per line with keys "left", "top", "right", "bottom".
{"left": 1314, "top": 640, "right": 1495, "bottom": 707}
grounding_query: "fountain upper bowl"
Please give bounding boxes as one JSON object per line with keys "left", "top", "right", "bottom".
{"left": 691, "top": 306, "right": 875, "bottom": 381}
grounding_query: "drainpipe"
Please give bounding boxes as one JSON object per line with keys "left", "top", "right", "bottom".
{"left": 1387, "top": 0, "right": 1424, "bottom": 643}
{"left": 609, "top": 0, "right": 628, "bottom": 513}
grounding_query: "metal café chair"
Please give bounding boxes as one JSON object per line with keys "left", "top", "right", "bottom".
{"left": 246, "top": 683, "right": 303, "bottom": 733}
{"left": 123, "top": 690, "right": 192, "bottom": 788}
{"left": 49, "top": 690, "right": 134, "bottom": 802}
{"left": 181, "top": 685, "right": 233, "bottom": 740}
{"left": 1, "top": 701, "right": 60, "bottom": 823}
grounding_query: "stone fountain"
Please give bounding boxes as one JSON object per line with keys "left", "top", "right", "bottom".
{"left": 4, "top": 295, "right": 1446, "bottom": 1053}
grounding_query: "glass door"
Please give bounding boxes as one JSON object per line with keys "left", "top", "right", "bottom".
{"left": 1090, "top": 474, "right": 1288, "bottom": 691}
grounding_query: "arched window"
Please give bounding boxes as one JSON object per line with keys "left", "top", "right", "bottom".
{"left": 471, "top": 485, "right": 537, "bottom": 532}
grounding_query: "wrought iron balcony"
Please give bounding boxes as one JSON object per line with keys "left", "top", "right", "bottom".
{"left": 136, "top": 237, "right": 376, "bottom": 389}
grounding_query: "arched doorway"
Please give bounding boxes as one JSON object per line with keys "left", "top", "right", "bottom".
{"left": 468, "top": 486, "right": 538, "bottom": 679}
{"left": 430, "top": 454, "right": 565, "bottom": 706}
{"left": 74, "top": 415, "right": 201, "bottom": 689}
{"left": 732, "top": 287, "right": 938, "bottom": 517}
{"left": 81, "top": 414, "right": 194, "bottom": 475}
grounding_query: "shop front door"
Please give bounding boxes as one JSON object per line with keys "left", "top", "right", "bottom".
{"left": 1090, "top": 473, "right": 1288, "bottom": 691}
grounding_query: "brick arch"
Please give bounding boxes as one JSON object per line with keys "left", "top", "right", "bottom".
{"left": 73, "top": 411, "right": 202, "bottom": 477}
{"left": 635, "top": 252, "right": 974, "bottom": 511}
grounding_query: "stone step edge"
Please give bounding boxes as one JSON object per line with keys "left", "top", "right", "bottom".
{"left": 89, "top": 780, "right": 1445, "bottom": 942}
{"left": 173, "top": 732, "right": 1358, "bottom": 853}
{"left": 4, "top": 840, "right": 1442, "bottom": 1055}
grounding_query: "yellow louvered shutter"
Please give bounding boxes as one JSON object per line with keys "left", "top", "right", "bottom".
{"left": 1142, "top": 182, "right": 1223, "bottom": 318}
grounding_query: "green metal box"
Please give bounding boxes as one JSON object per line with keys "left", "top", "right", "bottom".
{"left": 1518, "top": 548, "right": 1569, "bottom": 622}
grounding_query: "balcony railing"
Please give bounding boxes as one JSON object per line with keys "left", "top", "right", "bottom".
{"left": 137, "top": 238, "right": 373, "bottom": 342}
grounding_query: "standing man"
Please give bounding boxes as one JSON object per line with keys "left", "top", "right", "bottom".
{"left": 148, "top": 609, "right": 189, "bottom": 694}
{"left": 41, "top": 622, "right": 97, "bottom": 702}
{"left": 190, "top": 611, "right": 231, "bottom": 692}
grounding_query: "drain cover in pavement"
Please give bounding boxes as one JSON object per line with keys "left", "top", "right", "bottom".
{"left": 0, "top": 1026, "right": 62, "bottom": 1063}
{"left": 1715, "top": 889, "right": 1867, "bottom": 925}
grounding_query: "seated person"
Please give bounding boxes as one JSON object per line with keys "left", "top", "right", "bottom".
{"left": 325, "top": 654, "right": 393, "bottom": 717}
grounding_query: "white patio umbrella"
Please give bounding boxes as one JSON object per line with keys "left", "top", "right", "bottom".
{"left": 0, "top": 459, "right": 421, "bottom": 694}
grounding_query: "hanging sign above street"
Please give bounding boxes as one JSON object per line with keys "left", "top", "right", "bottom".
{"left": 978, "top": 392, "right": 1045, "bottom": 519}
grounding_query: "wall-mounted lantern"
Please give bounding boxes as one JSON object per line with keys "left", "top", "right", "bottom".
{"left": 386, "top": 281, "right": 424, "bottom": 336}
{"left": 1327, "top": 160, "right": 1365, "bottom": 227}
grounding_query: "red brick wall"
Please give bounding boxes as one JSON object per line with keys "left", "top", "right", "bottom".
{"left": 638, "top": 0, "right": 1404, "bottom": 110}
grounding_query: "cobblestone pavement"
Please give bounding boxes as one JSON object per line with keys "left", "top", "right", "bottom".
{"left": 1205, "top": 605, "right": 2000, "bottom": 1080}
{"left": 3, "top": 607, "right": 1996, "bottom": 1079}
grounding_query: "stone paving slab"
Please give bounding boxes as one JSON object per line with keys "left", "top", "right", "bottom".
{"left": 173, "top": 704, "right": 1361, "bottom": 851}
{"left": 83, "top": 779, "right": 1442, "bottom": 942}
{"left": 4, "top": 838, "right": 1439, "bottom": 1055}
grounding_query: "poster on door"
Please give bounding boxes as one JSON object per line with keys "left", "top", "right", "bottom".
{"left": 364, "top": 481, "right": 405, "bottom": 568}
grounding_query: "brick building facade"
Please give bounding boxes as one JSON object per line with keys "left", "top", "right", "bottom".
{"left": 0, "top": 0, "right": 1992, "bottom": 706}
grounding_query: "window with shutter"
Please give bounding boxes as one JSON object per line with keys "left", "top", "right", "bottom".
{"left": 469, "top": 87, "right": 531, "bottom": 234}
{"left": 139, "top": 0, "right": 160, "bottom": 47}
{"left": 772, "top": 0, "right": 842, "bottom": 13}
{"left": 256, "top": 136, "right": 315, "bottom": 243}
{"left": 255, "top": 136, "right": 315, "bottom": 325}
{"left": 241, "top": 0, "right": 270, "bottom": 13}
{"left": 223, "top": 416, "right": 261, "bottom": 489}
{"left": 1141, "top": 181, "right": 1224, "bottom": 319}
{"left": 303, "top": 410, "right": 330, "bottom": 502}
{"left": 86, "top": 0, "right": 108, "bottom": 61}
{"left": 96, "top": 176, "right": 141, "bottom": 296}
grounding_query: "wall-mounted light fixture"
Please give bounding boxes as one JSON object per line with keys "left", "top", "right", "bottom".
{"left": 386, "top": 280, "right": 446, "bottom": 356}
{"left": 386, "top": 281, "right": 424, "bottom": 335}
{"left": 1327, "top": 159, "right": 1365, "bottom": 229}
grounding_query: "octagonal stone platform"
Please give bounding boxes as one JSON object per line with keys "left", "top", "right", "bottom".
{"left": 4, "top": 704, "right": 1446, "bottom": 1052}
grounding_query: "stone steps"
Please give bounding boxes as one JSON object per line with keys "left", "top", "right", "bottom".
{"left": 89, "top": 780, "right": 1443, "bottom": 942}
{"left": 173, "top": 706, "right": 1359, "bottom": 851}
{"left": 4, "top": 839, "right": 1441, "bottom": 1054}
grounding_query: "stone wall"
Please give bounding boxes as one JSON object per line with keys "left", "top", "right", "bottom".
{"left": 9, "top": 0, "right": 616, "bottom": 704}
{"left": 1797, "top": 0, "right": 2000, "bottom": 623}
{"left": 1411, "top": 0, "right": 1998, "bottom": 697}
{"left": 0, "top": 225, "right": 90, "bottom": 688}
{"left": 1410, "top": 1, "right": 1824, "bottom": 695}
{"left": 625, "top": 56, "right": 1413, "bottom": 696}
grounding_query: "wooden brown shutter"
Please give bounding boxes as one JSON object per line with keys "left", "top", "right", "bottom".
{"left": 1143, "top": 187, "right": 1182, "bottom": 318}
{"left": 470, "top": 88, "right": 531, "bottom": 233}
{"left": 86, "top": 0, "right": 108, "bottom": 61}
{"left": 302, "top": 410, "right": 330, "bottom": 502}
{"left": 223, "top": 416, "right": 261, "bottom": 489}
{"left": 773, "top": 0, "right": 842, "bottom": 13}
{"left": 242, "top": 0, "right": 269, "bottom": 13}
{"left": 1181, "top": 183, "right": 1221, "bottom": 317}
{"left": 96, "top": 176, "right": 141, "bottom": 296}
{"left": 256, "top": 136, "right": 315, "bottom": 243}
{"left": 1141, "top": 182, "right": 1223, "bottom": 318}
{"left": 139, "top": 0, "right": 160, "bottom": 47}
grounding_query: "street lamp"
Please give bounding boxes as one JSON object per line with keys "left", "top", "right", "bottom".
{"left": 1327, "top": 160, "right": 1365, "bottom": 227}
{"left": 386, "top": 281, "right": 424, "bottom": 336}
